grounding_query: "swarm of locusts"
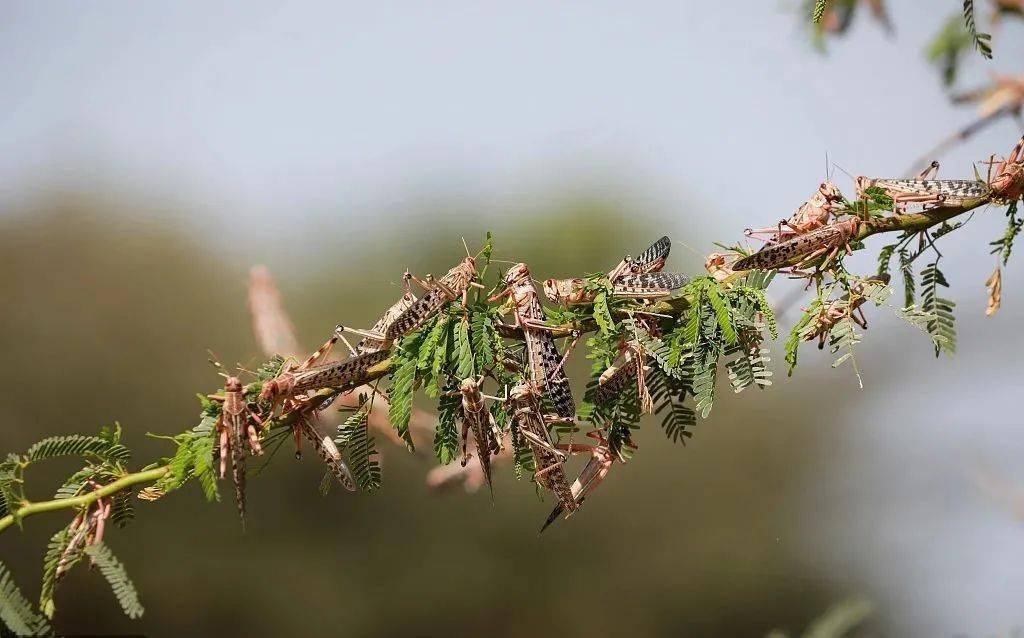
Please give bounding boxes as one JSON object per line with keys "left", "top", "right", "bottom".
{"left": 143, "top": 133, "right": 1024, "bottom": 533}
{"left": 3, "top": 134, "right": 1023, "bottom": 633}
{"left": 192, "top": 134, "right": 1024, "bottom": 532}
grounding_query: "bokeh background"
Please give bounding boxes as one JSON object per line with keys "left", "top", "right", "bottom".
{"left": 2, "top": 2, "right": 1024, "bottom": 636}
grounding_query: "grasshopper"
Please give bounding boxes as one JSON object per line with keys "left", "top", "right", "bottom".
{"left": 56, "top": 483, "right": 112, "bottom": 579}
{"left": 354, "top": 271, "right": 418, "bottom": 354}
{"left": 381, "top": 257, "right": 478, "bottom": 343}
{"left": 457, "top": 377, "right": 503, "bottom": 496}
{"left": 855, "top": 160, "right": 992, "bottom": 211}
{"left": 539, "top": 431, "right": 635, "bottom": 533}
{"left": 732, "top": 217, "right": 862, "bottom": 274}
{"left": 988, "top": 134, "right": 1024, "bottom": 203}
{"left": 337, "top": 257, "right": 478, "bottom": 349}
{"left": 544, "top": 236, "right": 681, "bottom": 305}
{"left": 705, "top": 251, "right": 743, "bottom": 284}
{"left": 509, "top": 382, "right": 576, "bottom": 513}
{"left": 803, "top": 275, "right": 890, "bottom": 349}
{"left": 217, "top": 376, "right": 265, "bottom": 525}
{"left": 295, "top": 418, "right": 356, "bottom": 492}
{"left": 745, "top": 181, "right": 845, "bottom": 244}
{"left": 494, "top": 263, "right": 576, "bottom": 419}
{"left": 259, "top": 331, "right": 389, "bottom": 412}
{"left": 606, "top": 235, "right": 672, "bottom": 281}
{"left": 543, "top": 272, "right": 689, "bottom": 306}
{"left": 595, "top": 341, "right": 653, "bottom": 414}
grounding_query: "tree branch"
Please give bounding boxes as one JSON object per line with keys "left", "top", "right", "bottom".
{"left": 0, "top": 466, "right": 169, "bottom": 533}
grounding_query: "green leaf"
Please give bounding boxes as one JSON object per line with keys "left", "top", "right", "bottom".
{"left": 877, "top": 243, "right": 896, "bottom": 277}
{"left": 469, "top": 311, "right": 496, "bottom": 374}
{"left": 921, "top": 262, "right": 957, "bottom": 357}
{"left": 83, "top": 543, "right": 144, "bottom": 619}
{"left": 25, "top": 435, "right": 130, "bottom": 465}
{"left": 433, "top": 390, "right": 461, "bottom": 465}
{"left": 812, "top": 0, "right": 828, "bottom": 23}
{"left": 454, "top": 318, "right": 475, "bottom": 380}
{"left": 387, "top": 349, "right": 418, "bottom": 451}
{"left": 990, "top": 201, "right": 1022, "bottom": 265}
{"left": 592, "top": 290, "right": 615, "bottom": 336}
{"left": 899, "top": 248, "right": 915, "bottom": 308}
{"left": 963, "top": 0, "right": 993, "bottom": 59}
{"left": 0, "top": 560, "right": 51, "bottom": 636}
{"left": 39, "top": 525, "right": 76, "bottom": 620}
{"left": 785, "top": 301, "right": 821, "bottom": 376}
{"left": 705, "top": 284, "right": 737, "bottom": 345}
{"left": 335, "top": 407, "right": 381, "bottom": 491}
{"left": 426, "top": 317, "right": 453, "bottom": 398}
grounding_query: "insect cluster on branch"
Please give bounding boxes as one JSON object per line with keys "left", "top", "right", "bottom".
{"left": 1, "top": 133, "right": 1023, "bottom": 634}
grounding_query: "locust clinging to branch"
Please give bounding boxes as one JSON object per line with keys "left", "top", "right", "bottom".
{"left": 455, "top": 377, "right": 503, "bottom": 496}
{"left": 216, "top": 376, "right": 265, "bottom": 526}
{"left": 544, "top": 235, "right": 688, "bottom": 305}
{"left": 382, "top": 256, "right": 479, "bottom": 343}
{"left": 745, "top": 181, "right": 845, "bottom": 245}
{"left": 855, "top": 135, "right": 1024, "bottom": 210}
{"left": 855, "top": 160, "right": 993, "bottom": 211}
{"left": 732, "top": 217, "right": 862, "bottom": 275}
{"left": 259, "top": 335, "right": 389, "bottom": 413}
{"left": 493, "top": 263, "right": 576, "bottom": 419}
{"left": 508, "top": 382, "right": 576, "bottom": 514}
{"left": 803, "top": 274, "right": 891, "bottom": 349}
{"left": 539, "top": 431, "right": 633, "bottom": 534}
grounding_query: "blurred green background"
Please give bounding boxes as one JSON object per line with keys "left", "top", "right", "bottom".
{"left": 3, "top": 2, "right": 1024, "bottom": 636}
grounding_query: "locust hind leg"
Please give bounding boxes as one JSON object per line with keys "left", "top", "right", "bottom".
{"left": 217, "top": 416, "right": 230, "bottom": 478}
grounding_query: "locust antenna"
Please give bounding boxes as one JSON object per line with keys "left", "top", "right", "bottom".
{"left": 669, "top": 236, "right": 701, "bottom": 257}
{"left": 831, "top": 161, "right": 855, "bottom": 182}
{"left": 461, "top": 236, "right": 472, "bottom": 259}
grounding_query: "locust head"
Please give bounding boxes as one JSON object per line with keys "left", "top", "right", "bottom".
{"left": 225, "top": 376, "right": 243, "bottom": 393}
{"left": 259, "top": 372, "right": 295, "bottom": 403}
{"left": 853, "top": 175, "right": 876, "bottom": 199}
{"left": 458, "top": 256, "right": 478, "bottom": 281}
{"left": 989, "top": 135, "right": 1024, "bottom": 202}
{"left": 819, "top": 181, "right": 844, "bottom": 204}
{"left": 542, "top": 278, "right": 588, "bottom": 305}
{"left": 502, "top": 263, "right": 531, "bottom": 286}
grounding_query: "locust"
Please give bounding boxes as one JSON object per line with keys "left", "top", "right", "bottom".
{"left": 337, "top": 257, "right": 478, "bottom": 350}
{"left": 493, "top": 263, "right": 576, "bottom": 419}
{"left": 732, "top": 217, "right": 862, "bottom": 274}
{"left": 606, "top": 235, "right": 672, "bottom": 281}
{"left": 704, "top": 252, "right": 744, "bottom": 284}
{"left": 745, "top": 181, "right": 845, "bottom": 245}
{"left": 294, "top": 418, "right": 356, "bottom": 492}
{"left": 355, "top": 271, "right": 418, "bottom": 354}
{"left": 456, "top": 377, "right": 503, "bottom": 496}
{"left": 803, "top": 275, "right": 890, "bottom": 349}
{"left": 544, "top": 236, "right": 685, "bottom": 305}
{"left": 381, "top": 256, "right": 478, "bottom": 343}
{"left": 855, "top": 160, "right": 992, "bottom": 211}
{"left": 543, "top": 272, "right": 690, "bottom": 306}
{"left": 56, "top": 482, "right": 112, "bottom": 580}
{"left": 595, "top": 341, "right": 653, "bottom": 414}
{"left": 988, "top": 134, "right": 1024, "bottom": 203}
{"left": 216, "top": 376, "right": 265, "bottom": 526}
{"left": 539, "top": 431, "right": 635, "bottom": 534}
{"left": 259, "top": 331, "right": 390, "bottom": 412}
{"left": 508, "top": 382, "right": 576, "bottom": 513}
